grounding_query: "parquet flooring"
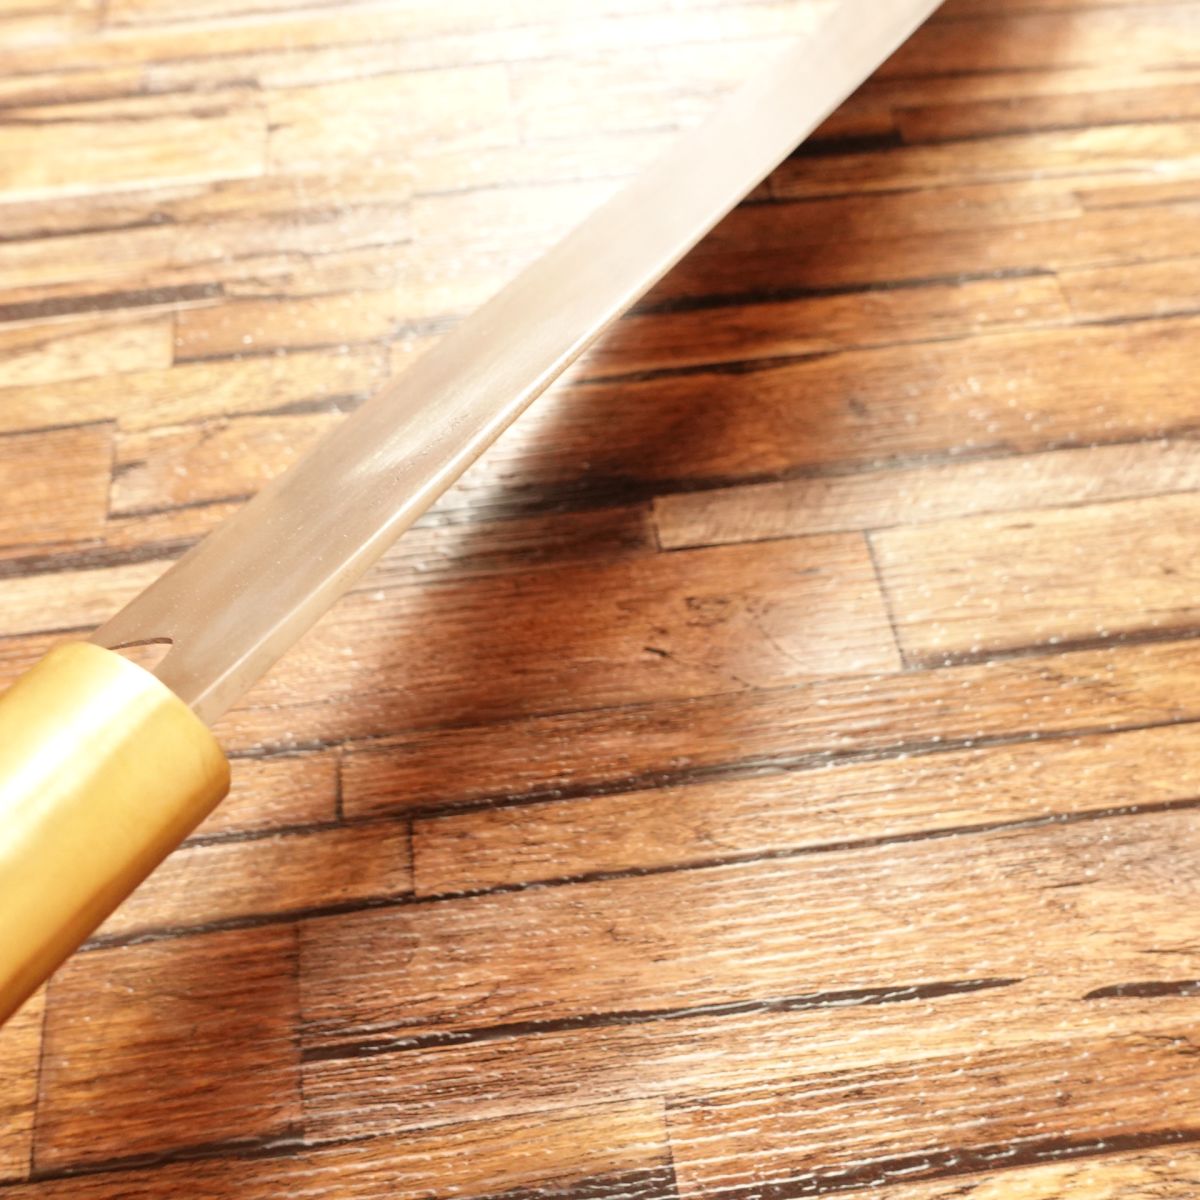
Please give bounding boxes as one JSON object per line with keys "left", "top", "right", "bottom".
{"left": 3, "top": 0, "right": 1200, "bottom": 1196}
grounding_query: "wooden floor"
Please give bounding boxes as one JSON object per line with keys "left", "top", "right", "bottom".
{"left": 3, "top": 0, "right": 1200, "bottom": 1194}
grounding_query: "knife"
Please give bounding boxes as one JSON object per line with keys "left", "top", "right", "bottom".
{"left": 0, "top": 0, "right": 942, "bottom": 1025}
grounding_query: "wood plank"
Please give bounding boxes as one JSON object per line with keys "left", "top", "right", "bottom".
{"left": 28, "top": 0, "right": 818, "bottom": 66}
{"left": 303, "top": 808, "right": 1200, "bottom": 1051}
{"left": 810, "top": 91, "right": 899, "bottom": 144}
{"left": 0, "top": 0, "right": 529, "bottom": 73}
{"left": 653, "top": 440, "right": 1200, "bottom": 550}
{"left": 171, "top": 182, "right": 619, "bottom": 358}
{"left": 412, "top": 178, "right": 627, "bottom": 250}
{"left": 172, "top": 235, "right": 534, "bottom": 355}
{"left": 2, "top": 1101, "right": 670, "bottom": 1198}
{"left": 768, "top": 123, "right": 1200, "bottom": 201}
{"left": 872, "top": 491, "right": 1200, "bottom": 664}
{"left": 257, "top": 10, "right": 805, "bottom": 108}
{"left": 104, "top": 0, "right": 806, "bottom": 34}
{"left": 447, "top": 318, "right": 1200, "bottom": 515}
{"left": 173, "top": 184, "right": 1073, "bottom": 364}
{"left": 1, "top": 0, "right": 99, "bottom": 10}
{"left": 412, "top": 721, "right": 1200, "bottom": 893}
{"left": 1076, "top": 178, "right": 1200, "bottom": 210}
{"left": 0, "top": 634, "right": 77, "bottom": 693}
{"left": 0, "top": 561, "right": 167, "bottom": 637}
{"left": 666, "top": 203, "right": 1200, "bottom": 303}
{"left": 0, "top": 95, "right": 266, "bottom": 203}
{"left": 266, "top": 65, "right": 515, "bottom": 172}
{"left": 0, "top": 316, "right": 171, "bottom": 388}
{"left": 103, "top": 0, "right": 380, "bottom": 23}
{"left": 216, "top": 535, "right": 901, "bottom": 749}
{"left": 303, "top": 984, "right": 1200, "bottom": 1140}
{"left": 341, "top": 636, "right": 1200, "bottom": 816}
{"left": 98, "top": 0, "right": 421, "bottom": 25}
{"left": 405, "top": 125, "right": 683, "bottom": 197}
{"left": 885, "top": 7, "right": 1200, "bottom": 75}
{"left": 1060, "top": 256, "right": 1200, "bottom": 323}
{"left": 756, "top": 178, "right": 1085, "bottom": 239}
{"left": 859, "top": 62, "right": 1200, "bottom": 115}
{"left": 584, "top": 275, "right": 1070, "bottom": 380}
{"left": 856, "top": 1145, "right": 1200, "bottom": 1199}
{"left": 111, "top": 413, "right": 341, "bottom": 516}
{"left": 0, "top": 990, "right": 43, "bottom": 1184}
{"left": 0, "top": 346, "right": 388, "bottom": 436}
{"left": 102, "top": 497, "right": 245, "bottom": 555}
{"left": 95, "top": 821, "right": 412, "bottom": 942}
{"left": 0, "top": 165, "right": 412, "bottom": 250}
{"left": 896, "top": 84, "right": 1200, "bottom": 143}
{"left": 35, "top": 927, "right": 300, "bottom": 1172}
{"left": 668, "top": 1033, "right": 1200, "bottom": 1198}
{"left": 167, "top": 176, "right": 608, "bottom": 362}
{"left": 0, "top": 3, "right": 813, "bottom": 112}
{"left": 0, "top": 61, "right": 143, "bottom": 109}
{"left": 0, "top": 197, "right": 409, "bottom": 300}
{"left": 196, "top": 752, "right": 339, "bottom": 839}
{"left": 0, "top": 425, "right": 112, "bottom": 554}
{"left": 303, "top": 812, "right": 1200, "bottom": 1136}
{"left": 175, "top": 288, "right": 439, "bottom": 362}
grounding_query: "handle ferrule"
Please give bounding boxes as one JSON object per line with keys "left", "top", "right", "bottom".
{"left": 0, "top": 642, "right": 229, "bottom": 1024}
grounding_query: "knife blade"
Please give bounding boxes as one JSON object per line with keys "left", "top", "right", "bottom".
{"left": 0, "top": 0, "right": 942, "bottom": 1023}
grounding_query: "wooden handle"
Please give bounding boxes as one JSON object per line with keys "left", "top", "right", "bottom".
{"left": 0, "top": 642, "right": 229, "bottom": 1025}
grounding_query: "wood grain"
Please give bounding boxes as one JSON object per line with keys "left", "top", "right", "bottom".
{"left": 1061, "top": 255, "right": 1200, "bottom": 323}
{"left": 0, "top": 315, "right": 171, "bottom": 387}
{"left": 111, "top": 412, "right": 342, "bottom": 516}
{"left": 95, "top": 819, "right": 412, "bottom": 942}
{"left": 301, "top": 986, "right": 1200, "bottom": 1147}
{"left": 0, "top": 425, "right": 112, "bottom": 553}
{"left": 864, "top": 1146, "right": 1200, "bottom": 1199}
{"left": 895, "top": 83, "right": 1200, "bottom": 143}
{"left": 214, "top": 534, "right": 901, "bottom": 751}
{"left": 588, "top": 273, "right": 1070, "bottom": 379}
{"left": 669, "top": 1032, "right": 1200, "bottom": 1197}
{"left": 885, "top": 6, "right": 1200, "bottom": 75}
{"left": 36, "top": 927, "right": 300, "bottom": 1172}
{"left": 772, "top": 122, "right": 1200, "bottom": 199}
{"left": 439, "top": 317, "right": 1200, "bottom": 521}
{"left": 654, "top": 439, "right": 1200, "bottom": 550}
{"left": 0, "top": 990, "right": 42, "bottom": 1184}
{"left": 0, "top": 347, "right": 387, "bottom": 437}
{"left": 660, "top": 202, "right": 1200, "bottom": 299}
{"left": 196, "top": 752, "right": 339, "bottom": 839}
{"left": 412, "top": 721, "right": 1200, "bottom": 892}
{"left": 304, "top": 808, "right": 1200, "bottom": 1054}
{"left": 341, "top": 637, "right": 1200, "bottom": 816}
{"left": 5, "top": 0, "right": 1200, "bottom": 1196}
{"left": 3, "top": 1102, "right": 671, "bottom": 1199}
{"left": 266, "top": 65, "right": 515, "bottom": 170}
{"left": 0, "top": 96, "right": 266, "bottom": 203}
{"left": 0, "top": 560, "right": 166, "bottom": 638}
{"left": 872, "top": 491, "right": 1200, "bottom": 663}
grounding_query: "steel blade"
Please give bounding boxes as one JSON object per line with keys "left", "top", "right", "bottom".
{"left": 94, "top": 0, "right": 942, "bottom": 723}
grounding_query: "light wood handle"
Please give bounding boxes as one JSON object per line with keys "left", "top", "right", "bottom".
{"left": 0, "top": 642, "right": 229, "bottom": 1025}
